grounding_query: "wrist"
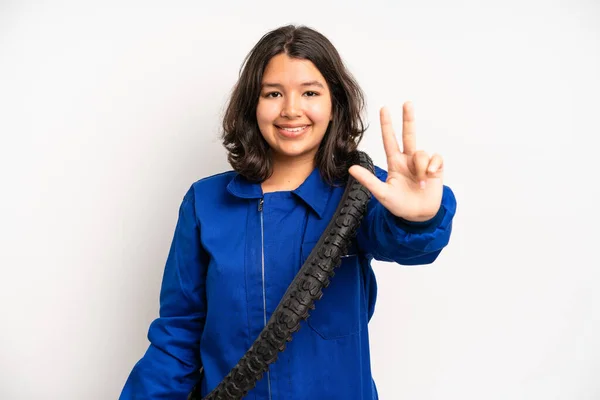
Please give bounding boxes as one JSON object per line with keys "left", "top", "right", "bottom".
{"left": 394, "top": 206, "right": 445, "bottom": 234}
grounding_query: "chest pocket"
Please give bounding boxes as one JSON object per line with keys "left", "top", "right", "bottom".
{"left": 300, "top": 240, "right": 364, "bottom": 340}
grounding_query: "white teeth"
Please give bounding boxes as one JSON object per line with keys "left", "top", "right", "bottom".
{"left": 280, "top": 126, "right": 307, "bottom": 132}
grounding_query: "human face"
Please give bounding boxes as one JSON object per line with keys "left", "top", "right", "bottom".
{"left": 256, "top": 53, "right": 333, "bottom": 164}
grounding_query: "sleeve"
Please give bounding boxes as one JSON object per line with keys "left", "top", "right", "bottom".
{"left": 120, "top": 185, "right": 208, "bottom": 399}
{"left": 355, "top": 166, "right": 457, "bottom": 265}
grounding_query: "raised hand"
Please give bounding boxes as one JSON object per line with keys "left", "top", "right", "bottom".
{"left": 349, "top": 102, "right": 444, "bottom": 222}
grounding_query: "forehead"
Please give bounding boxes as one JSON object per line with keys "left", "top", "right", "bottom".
{"left": 262, "top": 53, "right": 326, "bottom": 85}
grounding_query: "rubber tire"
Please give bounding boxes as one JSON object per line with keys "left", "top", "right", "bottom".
{"left": 190, "top": 151, "right": 375, "bottom": 400}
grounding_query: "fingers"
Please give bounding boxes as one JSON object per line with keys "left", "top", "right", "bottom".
{"left": 427, "top": 153, "right": 444, "bottom": 176}
{"left": 380, "top": 102, "right": 416, "bottom": 156}
{"left": 411, "top": 151, "right": 444, "bottom": 189}
{"left": 412, "top": 151, "right": 430, "bottom": 188}
{"left": 402, "top": 101, "right": 416, "bottom": 155}
{"left": 380, "top": 107, "right": 401, "bottom": 158}
{"left": 348, "top": 165, "right": 389, "bottom": 202}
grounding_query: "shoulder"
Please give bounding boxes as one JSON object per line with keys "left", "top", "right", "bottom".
{"left": 192, "top": 170, "right": 237, "bottom": 190}
{"left": 182, "top": 170, "right": 238, "bottom": 202}
{"left": 373, "top": 165, "right": 387, "bottom": 181}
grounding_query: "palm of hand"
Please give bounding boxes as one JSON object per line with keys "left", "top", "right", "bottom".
{"left": 349, "top": 102, "right": 444, "bottom": 222}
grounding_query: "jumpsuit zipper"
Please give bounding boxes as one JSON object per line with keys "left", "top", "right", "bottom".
{"left": 258, "top": 198, "right": 272, "bottom": 400}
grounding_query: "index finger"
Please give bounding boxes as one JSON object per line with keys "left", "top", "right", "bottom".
{"left": 402, "top": 101, "right": 416, "bottom": 155}
{"left": 380, "top": 106, "right": 401, "bottom": 158}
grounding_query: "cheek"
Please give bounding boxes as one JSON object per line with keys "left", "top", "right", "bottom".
{"left": 306, "top": 101, "right": 332, "bottom": 125}
{"left": 256, "top": 101, "right": 280, "bottom": 126}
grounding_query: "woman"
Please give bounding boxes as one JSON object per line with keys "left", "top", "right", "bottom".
{"left": 120, "top": 24, "right": 456, "bottom": 399}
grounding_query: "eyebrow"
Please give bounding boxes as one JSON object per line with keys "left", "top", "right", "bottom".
{"left": 261, "top": 81, "right": 325, "bottom": 89}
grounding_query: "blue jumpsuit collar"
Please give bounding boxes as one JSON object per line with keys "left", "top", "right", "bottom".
{"left": 226, "top": 168, "right": 333, "bottom": 219}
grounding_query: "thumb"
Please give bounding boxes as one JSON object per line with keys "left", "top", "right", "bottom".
{"left": 349, "top": 165, "right": 388, "bottom": 202}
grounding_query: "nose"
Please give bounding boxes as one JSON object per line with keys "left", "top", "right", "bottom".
{"left": 280, "top": 94, "right": 302, "bottom": 118}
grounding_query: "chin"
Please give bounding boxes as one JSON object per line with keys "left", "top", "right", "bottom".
{"left": 273, "top": 145, "right": 317, "bottom": 160}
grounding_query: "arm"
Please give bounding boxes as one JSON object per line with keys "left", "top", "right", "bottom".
{"left": 349, "top": 103, "right": 457, "bottom": 265}
{"left": 356, "top": 166, "right": 456, "bottom": 265}
{"left": 120, "top": 186, "right": 208, "bottom": 399}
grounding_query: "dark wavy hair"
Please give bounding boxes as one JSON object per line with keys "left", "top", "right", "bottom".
{"left": 221, "top": 25, "right": 367, "bottom": 184}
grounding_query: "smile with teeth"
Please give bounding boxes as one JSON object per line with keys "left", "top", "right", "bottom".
{"left": 276, "top": 125, "right": 310, "bottom": 138}
{"left": 279, "top": 125, "right": 308, "bottom": 132}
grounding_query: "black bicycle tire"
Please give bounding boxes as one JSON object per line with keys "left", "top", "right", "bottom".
{"left": 191, "top": 151, "right": 374, "bottom": 400}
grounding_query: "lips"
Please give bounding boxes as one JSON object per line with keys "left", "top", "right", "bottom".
{"left": 276, "top": 124, "right": 310, "bottom": 138}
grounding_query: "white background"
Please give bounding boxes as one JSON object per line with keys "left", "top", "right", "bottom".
{"left": 1, "top": 1, "right": 599, "bottom": 399}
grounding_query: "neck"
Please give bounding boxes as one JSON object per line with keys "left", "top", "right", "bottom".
{"left": 262, "top": 153, "right": 316, "bottom": 193}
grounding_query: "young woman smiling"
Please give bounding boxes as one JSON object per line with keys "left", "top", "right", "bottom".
{"left": 121, "top": 25, "right": 456, "bottom": 400}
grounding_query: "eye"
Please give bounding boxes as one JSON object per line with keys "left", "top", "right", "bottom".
{"left": 264, "top": 92, "right": 282, "bottom": 98}
{"left": 304, "top": 91, "right": 319, "bottom": 97}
